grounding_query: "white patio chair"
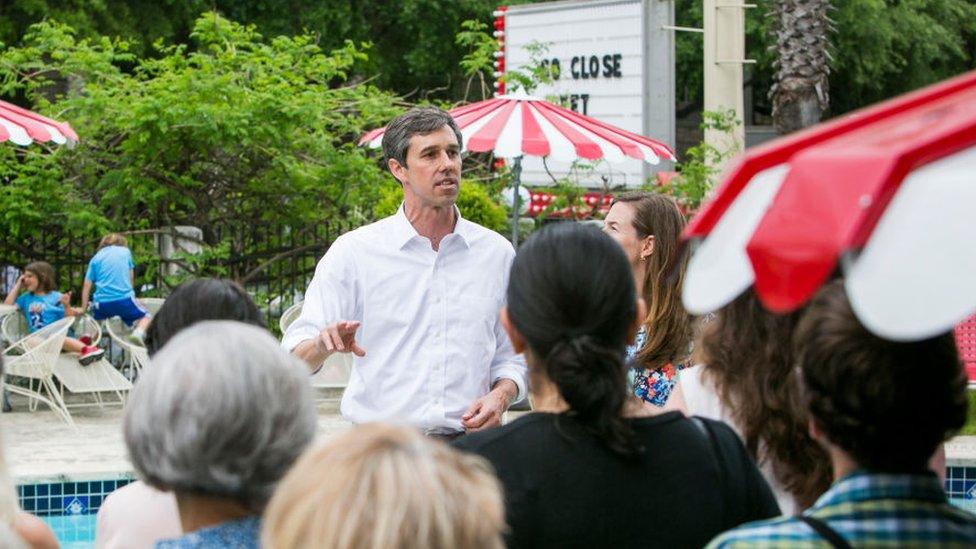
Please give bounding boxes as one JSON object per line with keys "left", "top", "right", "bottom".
{"left": 102, "top": 296, "right": 163, "bottom": 380}
{"left": 3, "top": 313, "right": 129, "bottom": 409}
{"left": 2, "top": 312, "right": 101, "bottom": 348}
{"left": 52, "top": 352, "right": 132, "bottom": 408}
{"left": 0, "top": 312, "right": 24, "bottom": 349}
{"left": 105, "top": 317, "right": 150, "bottom": 380}
{"left": 0, "top": 305, "right": 13, "bottom": 350}
{"left": 137, "top": 297, "right": 166, "bottom": 316}
{"left": 0, "top": 304, "right": 16, "bottom": 325}
{"left": 278, "top": 301, "right": 304, "bottom": 335}
{"left": 279, "top": 301, "right": 351, "bottom": 398}
{"left": 2, "top": 317, "right": 74, "bottom": 425}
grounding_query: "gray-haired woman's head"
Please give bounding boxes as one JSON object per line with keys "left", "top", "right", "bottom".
{"left": 124, "top": 320, "right": 317, "bottom": 511}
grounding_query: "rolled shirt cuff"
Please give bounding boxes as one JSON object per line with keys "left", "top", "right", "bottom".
{"left": 491, "top": 367, "right": 528, "bottom": 404}
{"left": 281, "top": 326, "right": 320, "bottom": 354}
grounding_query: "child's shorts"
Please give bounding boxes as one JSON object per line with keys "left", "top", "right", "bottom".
{"left": 91, "top": 297, "right": 149, "bottom": 326}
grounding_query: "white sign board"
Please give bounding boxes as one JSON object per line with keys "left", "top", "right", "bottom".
{"left": 505, "top": 0, "right": 668, "bottom": 189}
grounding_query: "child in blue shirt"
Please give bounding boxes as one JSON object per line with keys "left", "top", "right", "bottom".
{"left": 80, "top": 233, "right": 150, "bottom": 343}
{"left": 2, "top": 261, "right": 105, "bottom": 365}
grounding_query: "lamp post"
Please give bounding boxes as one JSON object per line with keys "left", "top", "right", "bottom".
{"left": 510, "top": 156, "right": 524, "bottom": 246}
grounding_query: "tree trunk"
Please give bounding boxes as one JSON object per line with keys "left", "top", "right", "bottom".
{"left": 769, "top": 0, "right": 833, "bottom": 134}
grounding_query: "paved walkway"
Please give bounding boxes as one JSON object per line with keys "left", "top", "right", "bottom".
{"left": 5, "top": 395, "right": 351, "bottom": 484}
{"left": 4, "top": 396, "right": 976, "bottom": 483}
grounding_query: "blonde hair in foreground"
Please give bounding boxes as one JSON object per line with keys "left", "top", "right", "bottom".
{"left": 261, "top": 423, "right": 506, "bottom": 549}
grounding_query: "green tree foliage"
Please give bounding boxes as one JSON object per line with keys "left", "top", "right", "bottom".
{"left": 653, "top": 109, "right": 741, "bottom": 213}
{"left": 222, "top": 0, "right": 512, "bottom": 99}
{"left": 456, "top": 19, "right": 500, "bottom": 100}
{"left": 675, "top": 0, "right": 974, "bottom": 119}
{"left": 828, "top": 0, "right": 976, "bottom": 114}
{"left": 2, "top": 1, "right": 970, "bottom": 113}
{"left": 0, "top": 1, "right": 511, "bottom": 99}
{"left": 0, "top": 13, "right": 401, "bottom": 242}
{"left": 0, "top": 0, "right": 208, "bottom": 53}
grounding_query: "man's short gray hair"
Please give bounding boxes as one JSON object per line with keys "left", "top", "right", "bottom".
{"left": 124, "top": 321, "right": 317, "bottom": 511}
{"left": 382, "top": 106, "right": 462, "bottom": 168}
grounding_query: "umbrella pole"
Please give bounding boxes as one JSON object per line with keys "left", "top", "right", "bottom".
{"left": 511, "top": 156, "right": 523, "bottom": 247}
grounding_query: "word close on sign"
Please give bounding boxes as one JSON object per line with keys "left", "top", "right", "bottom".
{"left": 501, "top": 0, "right": 674, "bottom": 189}
{"left": 540, "top": 53, "right": 624, "bottom": 81}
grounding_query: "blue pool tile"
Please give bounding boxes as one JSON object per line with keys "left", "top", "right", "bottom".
{"left": 90, "top": 495, "right": 102, "bottom": 510}
{"left": 101, "top": 481, "right": 113, "bottom": 493}
{"left": 37, "top": 498, "right": 49, "bottom": 512}
{"left": 36, "top": 484, "right": 49, "bottom": 497}
{"left": 22, "top": 499, "right": 35, "bottom": 512}
{"left": 62, "top": 496, "right": 88, "bottom": 515}
{"left": 51, "top": 484, "right": 62, "bottom": 496}
{"left": 64, "top": 483, "right": 75, "bottom": 496}
{"left": 23, "top": 485, "right": 34, "bottom": 497}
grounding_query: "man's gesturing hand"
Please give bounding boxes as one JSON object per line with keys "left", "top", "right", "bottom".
{"left": 461, "top": 379, "right": 518, "bottom": 432}
{"left": 317, "top": 320, "right": 366, "bottom": 357}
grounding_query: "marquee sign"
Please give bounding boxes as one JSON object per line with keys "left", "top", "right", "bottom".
{"left": 500, "top": 0, "right": 675, "bottom": 188}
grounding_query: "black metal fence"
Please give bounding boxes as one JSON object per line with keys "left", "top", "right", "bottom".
{"left": 0, "top": 222, "right": 334, "bottom": 333}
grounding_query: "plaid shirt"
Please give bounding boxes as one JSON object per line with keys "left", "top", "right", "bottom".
{"left": 707, "top": 471, "right": 976, "bottom": 548}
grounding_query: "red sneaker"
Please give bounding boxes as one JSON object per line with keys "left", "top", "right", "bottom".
{"left": 79, "top": 346, "right": 104, "bottom": 366}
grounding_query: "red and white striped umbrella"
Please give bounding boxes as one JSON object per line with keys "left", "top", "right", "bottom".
{"left": 360, "top": 93, "right": 675, "bottom": 164}
{"left": 681, "top": 70, "right": 976, "bottom": 341}
{"left": 0, "top": 99, "right": 78, "bottom": 147}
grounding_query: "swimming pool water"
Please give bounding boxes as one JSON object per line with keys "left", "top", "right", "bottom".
{"left": 25, "top": 474, "right": 976, "bottom": 547}
{"left": 35, "top": 498, "right": 976, "bottom": 548}
{"left": 41, "top": 514, "right": 95, "bottom": 549}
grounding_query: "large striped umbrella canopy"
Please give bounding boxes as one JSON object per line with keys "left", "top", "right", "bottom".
{"left": 359, "top": 93, "right": 675, "bottom": 164}
{"left": 0, "top": 99, "right": 78, "bottom": 147}
{"left": 681, "top": 70, "right": 976, "bottom": 341}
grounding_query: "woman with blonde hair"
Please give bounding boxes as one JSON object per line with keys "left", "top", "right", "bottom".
{"left": 603, "top": 191, "right": 693, "bottom": 407}
{"left": 262, "top": 423, "right": 505, "bottom": 549}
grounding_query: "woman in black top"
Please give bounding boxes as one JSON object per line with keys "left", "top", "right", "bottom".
{"left": 454, "top": 223, "right": 779, "bottom": 549}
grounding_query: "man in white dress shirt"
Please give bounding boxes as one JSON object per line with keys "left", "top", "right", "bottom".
{"left": 283, "top": 107, "right": 527, "bottom": 436}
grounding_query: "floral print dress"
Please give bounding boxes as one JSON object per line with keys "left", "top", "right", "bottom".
{"left": 625, "top": 328, "right": 687, "bottom": 407}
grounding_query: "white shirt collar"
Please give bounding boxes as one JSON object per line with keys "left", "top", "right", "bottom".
{"left": 392, "top": 203, "right": 472, "bottom": 250}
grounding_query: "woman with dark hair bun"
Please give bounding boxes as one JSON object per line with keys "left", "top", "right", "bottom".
{"left": 454, "top": 223, "right": 779, "bottom": 549}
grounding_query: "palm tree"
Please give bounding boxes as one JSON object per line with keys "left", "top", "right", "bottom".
{"left": 768, "top": 0, "right": 833, "bottom": 134}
